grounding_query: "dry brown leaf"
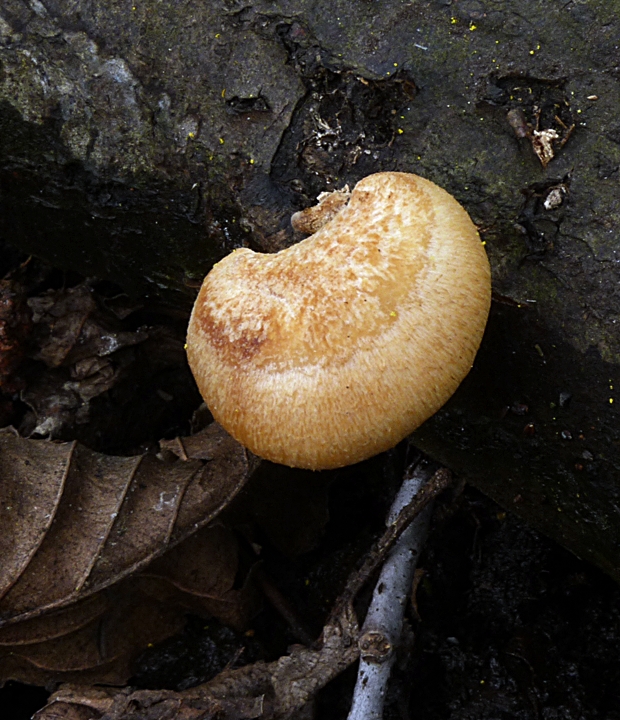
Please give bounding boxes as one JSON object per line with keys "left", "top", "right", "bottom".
{"left": 21, "top": 282, "right": 151, "bottom": 438}
{"left": 35, "top": 621, "right": 359, "bottom": 720}
{"left": 138, "top": 523, "right": 260, "bottom": 631}
{"left": 0, "top": 584, "right": 187, "bottom": 687}
{"left": 164, "top": 438, "right": 333, "bottom": 557}
{"left": 0, "top": 426, "right": 259, "bottom": 686}
{"left": 0, "top": 524, "right": 259, "bottom": 687}
{"left": 27, "top": 284, "right": 147, "bottom": 369}
{"left": 18, "top": 280, "right": 204, "bottom": 452}
{"left": 0, "top": 423, "right": 256, "bottom": 627}
{"left": 0, "top": 595, "right": 108, "bottom": 647}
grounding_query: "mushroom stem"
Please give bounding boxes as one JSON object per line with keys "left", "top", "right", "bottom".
{"left": 347, "top": 458, "right": 435, "bottom": 720}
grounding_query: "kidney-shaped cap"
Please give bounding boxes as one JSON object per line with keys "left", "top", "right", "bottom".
{"left": 187, "top": 172, "right": 491, "bottom": 470}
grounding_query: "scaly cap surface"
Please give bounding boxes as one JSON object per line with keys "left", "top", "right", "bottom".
{"left": 187, "top": 172, "right": 491, "bottom": 469}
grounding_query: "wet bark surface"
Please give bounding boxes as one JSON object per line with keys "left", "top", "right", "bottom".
{"left": 1, "top": 0, "right": 620, "bottom": 581}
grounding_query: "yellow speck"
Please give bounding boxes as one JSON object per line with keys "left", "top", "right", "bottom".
{"left": 610, "top": 398, "right": 614, "bottom": 404}
{"left": 495, "top": 40, "right": 500, "bottom": 44}
{"left": 469, "top": 23, "right": 477, "bottom": 30}
{"left": 481, "top": 240, "right": 487, "bottom": 246}
{"left": 480, "top": 680, "right": 485, "bottom": 685}
{"left": 184, "top": 343, "right": 188, "bottom": 350}
{"left": 397, "top": 128, "right": 404, "bottom": 134}
{"left": 188, "top": 131, "right": 195, "bottom": 139}
{"left": 451, "top": 16, "right": 458, "bottom": 24}
{"left": 393, "top": 62, "right": 398, "bottom": 67}
{"left": 219, "top": 137, "right": 225, "bottom": 144}
{"left": 147, "top": 643, "right": 154, "bottom": 648}
{"left": 249, "top": 158, "right": 255, "bottom": 164}
{"left": 132, "top": 5, "right": 136, "bottom": 10}
{"left": 557, "top": 507, "right": 562, "bottom": 512}
{"left": 390, "top": 311, "right": 397, "bottom": 317}
{"left": 577, "top": 108, "right": 582, "bottom": 114}
{"left": 215, "top": 33, "right": 220, "bottom": 38}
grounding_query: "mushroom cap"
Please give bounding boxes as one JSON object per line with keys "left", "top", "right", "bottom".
{"left": 187, "top": 172, "right": 491, "bottom": 470}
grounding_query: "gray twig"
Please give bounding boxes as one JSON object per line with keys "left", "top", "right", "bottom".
{"left": 347, "top": 459, "right": 442, "bottom": 720}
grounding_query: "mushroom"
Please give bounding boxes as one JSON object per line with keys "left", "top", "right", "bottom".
{"left": 186, "top": 172, "right": 491, "bottom": 470}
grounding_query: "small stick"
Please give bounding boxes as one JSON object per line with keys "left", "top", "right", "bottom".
{"left": 254, "top": 566, "right": 315, "bottom": 647}
{"left": 328, "top": 464, "right": 451, "bottom": 634}
{"left": 346, "top": 460, "right": 445, "bottom": 720}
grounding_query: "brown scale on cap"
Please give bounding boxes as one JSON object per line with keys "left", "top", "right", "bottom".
{"left": 187, "top": 172, "right": 491, "bottom": 470}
